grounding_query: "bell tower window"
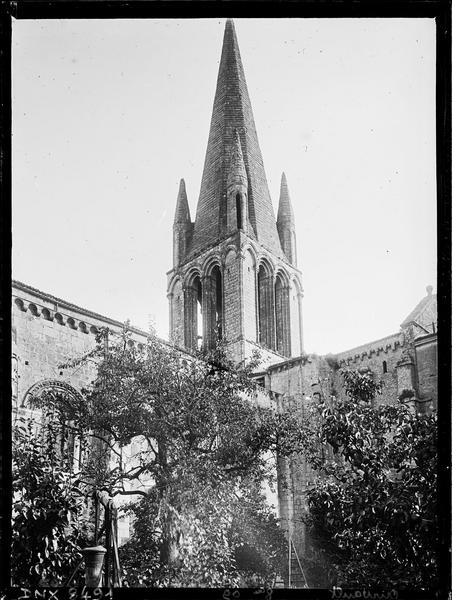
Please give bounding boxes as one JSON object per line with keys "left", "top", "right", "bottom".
{"left": 236, "top": 193, "right": 243, "bottom": 230}
{"left": 257, "top": 264, "right": 275, "bottom": 350}
{"left": 184, "top": 275, "right": 203, "bottom": 351}
{"left": 214, "top": 266, "right": 223, "bottom": 340}
{"left": 275, "top": 273, "right": 291, "bottom": 357}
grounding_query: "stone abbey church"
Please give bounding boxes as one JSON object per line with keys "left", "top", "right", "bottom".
{"left": 12, "top": 21, "right": 437, "bottom": 556}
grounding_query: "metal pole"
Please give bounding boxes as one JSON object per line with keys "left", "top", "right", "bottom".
{"left": 111, "top": 519, "right": 122, "bottom": 587}
{"left": 94, "top": 493, "right": 99, "bottom": 545}
{"left": 105, "top": 504, "right": 111, "bottom": 586}
{"left": 288, "top": 537, "right": 292, "bottom": 588}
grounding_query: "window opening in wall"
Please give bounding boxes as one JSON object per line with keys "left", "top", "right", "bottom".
{"left": 383, "top": 360, "right": 388, "bottom": 374}
{"left": 257, "top": 264, "right": 274, "bottom": 350}
{"left": 236, "top": 193, "right": 242, "bottom": 230}
{"left": 275, "top": 273, "right": 290, "bottom": 357}
{"left": 213, "top": 266, "right": 223, "bottom": 341}
{"left": 196, "top": 278, "right": 203, "bottom": 349}
{"left": 257, "top": 266, "right": 265, "bottom": 346}
{"left": 29, "top": 303, "right": 39, "bottom": 316}
{"left": 185, "top": 275, "right": 203, "bottom": 351}
{"left": 255, "top": 376, "right": 265, "bottom": 388}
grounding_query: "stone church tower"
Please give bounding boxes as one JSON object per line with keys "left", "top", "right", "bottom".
{"left": 167, "top": 20, "right": 304, "bottom": 365}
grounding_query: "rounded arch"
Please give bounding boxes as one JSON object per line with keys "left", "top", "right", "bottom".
{"left": 54, "top": 312, "right": 65, "bottom": 325}
{"left": 168, "top": 273, "right": 183, "bottom": 297}
{"left": 275, "top": 267, "right": 290, "bottom": 288}
{"left": 78, "top": 321, "right": 88, "bottom": 334}
{"left": 222, "top": 244, "right": 238, "bottom": 265}
{"left": 41, "top": 308, "right": 52, "bottom": 321}
{"left": 290, "top": 275, "right": 303, "bottom": 296}
{"left": 22, "top": 379, "right": 84, "bottom": 409}
{"left": 14, "top": 298, "right": 26, "bottom": 312}
{"left": 184, "top": 267, "right": 203, "bottom": 289}
{"left": 28, "top": 303, "right": 39, "bottom": 317}
{"left": 256, "top": 256, "right": 275, "bottom": 278}
{"left": 241, "top": 244, "right": 257, "bottom": 268}
{"left": 67, "top": 317, "right": 77, "bottom": 330}
{"left": 201, "top": 254, "right": 222, "bottom": 277}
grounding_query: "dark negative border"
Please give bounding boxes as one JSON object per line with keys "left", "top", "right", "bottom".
{"left": 1, "top": 1, "right": 450, "bottom": 597}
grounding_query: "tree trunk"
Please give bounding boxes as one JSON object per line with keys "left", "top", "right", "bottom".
{"left": 156, "top": 439, "right": 180, "bottom": 574}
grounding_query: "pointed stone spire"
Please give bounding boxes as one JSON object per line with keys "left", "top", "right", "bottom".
{"left": 173, "top": 179, "right": 193, "bottom": 267}
{"left": 277, "top": 173, "right": 297, "bottom": 266}
{"left": 191, "top": 20, "right": 282, "bottom": 255}
{"left": 174, "top": 178, "right": 191, "bottom": 224}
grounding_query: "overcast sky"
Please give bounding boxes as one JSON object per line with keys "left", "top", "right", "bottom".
{"left": 12, "top": 18, "right": 436, "bottom": 354}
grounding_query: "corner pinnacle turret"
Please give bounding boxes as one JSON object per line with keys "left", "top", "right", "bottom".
{"left": 174, "top": 179, "right": 191, "bottom": 224}
{"left": 277, "top": 172, "right": 297, "bottom": 266}
{"left": 173, "top": 178, "right": 193, "bottom": 266}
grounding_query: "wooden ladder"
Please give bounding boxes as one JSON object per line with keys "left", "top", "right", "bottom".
{"left": 288, "top": 537, "right": 309, "bottom": 588}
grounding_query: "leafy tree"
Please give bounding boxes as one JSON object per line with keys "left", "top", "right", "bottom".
{"left": 12, "top": 414, "right": 87, "bottom": 586}
{"left": 33, "top": 329, "right": 302, "bottom": 586}
{"left": 303, "top": 369, "right": 437, "bottom": 589}
{"left": 119, "top": 476, "right": 287, "bottom": 586}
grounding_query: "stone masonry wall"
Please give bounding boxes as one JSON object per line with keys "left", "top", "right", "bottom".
{"left": 333, "top": 332, "right": 404, "bottom": 406}
{"left": 224, "top": 247, "right": 242, "bottom": 350}
{"left": 12, "top": 282, "right": 154, "bottom": 544}
{"left": 168, "top": 277, "right": 184, "bottom": 347}
{"left": 414, "top": 334, "right": 437, "bottom": 410}
{"left": 267, "top": 356, "right": 333, "bottom": 561}
{"left": 243, "top": 247, "right": 257, "bottom": 342}
{"left": 12, "top": 282, "right": 150, "bottom": 408}
{"left": 333, "top": 329, "right": 437, "bottom": 409}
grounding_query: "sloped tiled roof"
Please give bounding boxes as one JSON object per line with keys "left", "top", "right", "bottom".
{"left": 400, "top": 288, "right": 436, "bottom": 327}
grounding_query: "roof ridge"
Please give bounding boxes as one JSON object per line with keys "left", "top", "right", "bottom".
{"left": 12, "top": 279, "right": 155, "bottom": 341}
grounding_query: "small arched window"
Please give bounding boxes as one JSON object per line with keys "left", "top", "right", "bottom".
{"left": 14, "top": 298, "right": 26, "bottom": 312}
{"left": 236, "top": 193, "right": 243, "bottom": 230}
{"left": 54, "top": 313, "right": 65, "bottom": 325}
{"left": 383, "top": 360, "right": 388, "bottom": 374}
{"left": 41, "top": 308, "right": 52, "bottom": 321}
{"left": 184, "top": 275, "right": 203, "bottom": 351}
{"left": 67, "top": 317, "right": 77, "bottom": 329}
{"left": 28, "top": 303, "right": 39, "bottom": 317}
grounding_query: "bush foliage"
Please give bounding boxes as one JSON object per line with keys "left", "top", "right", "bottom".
{"left": 303, "top": 370, "right": 437, "bottom": 589}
